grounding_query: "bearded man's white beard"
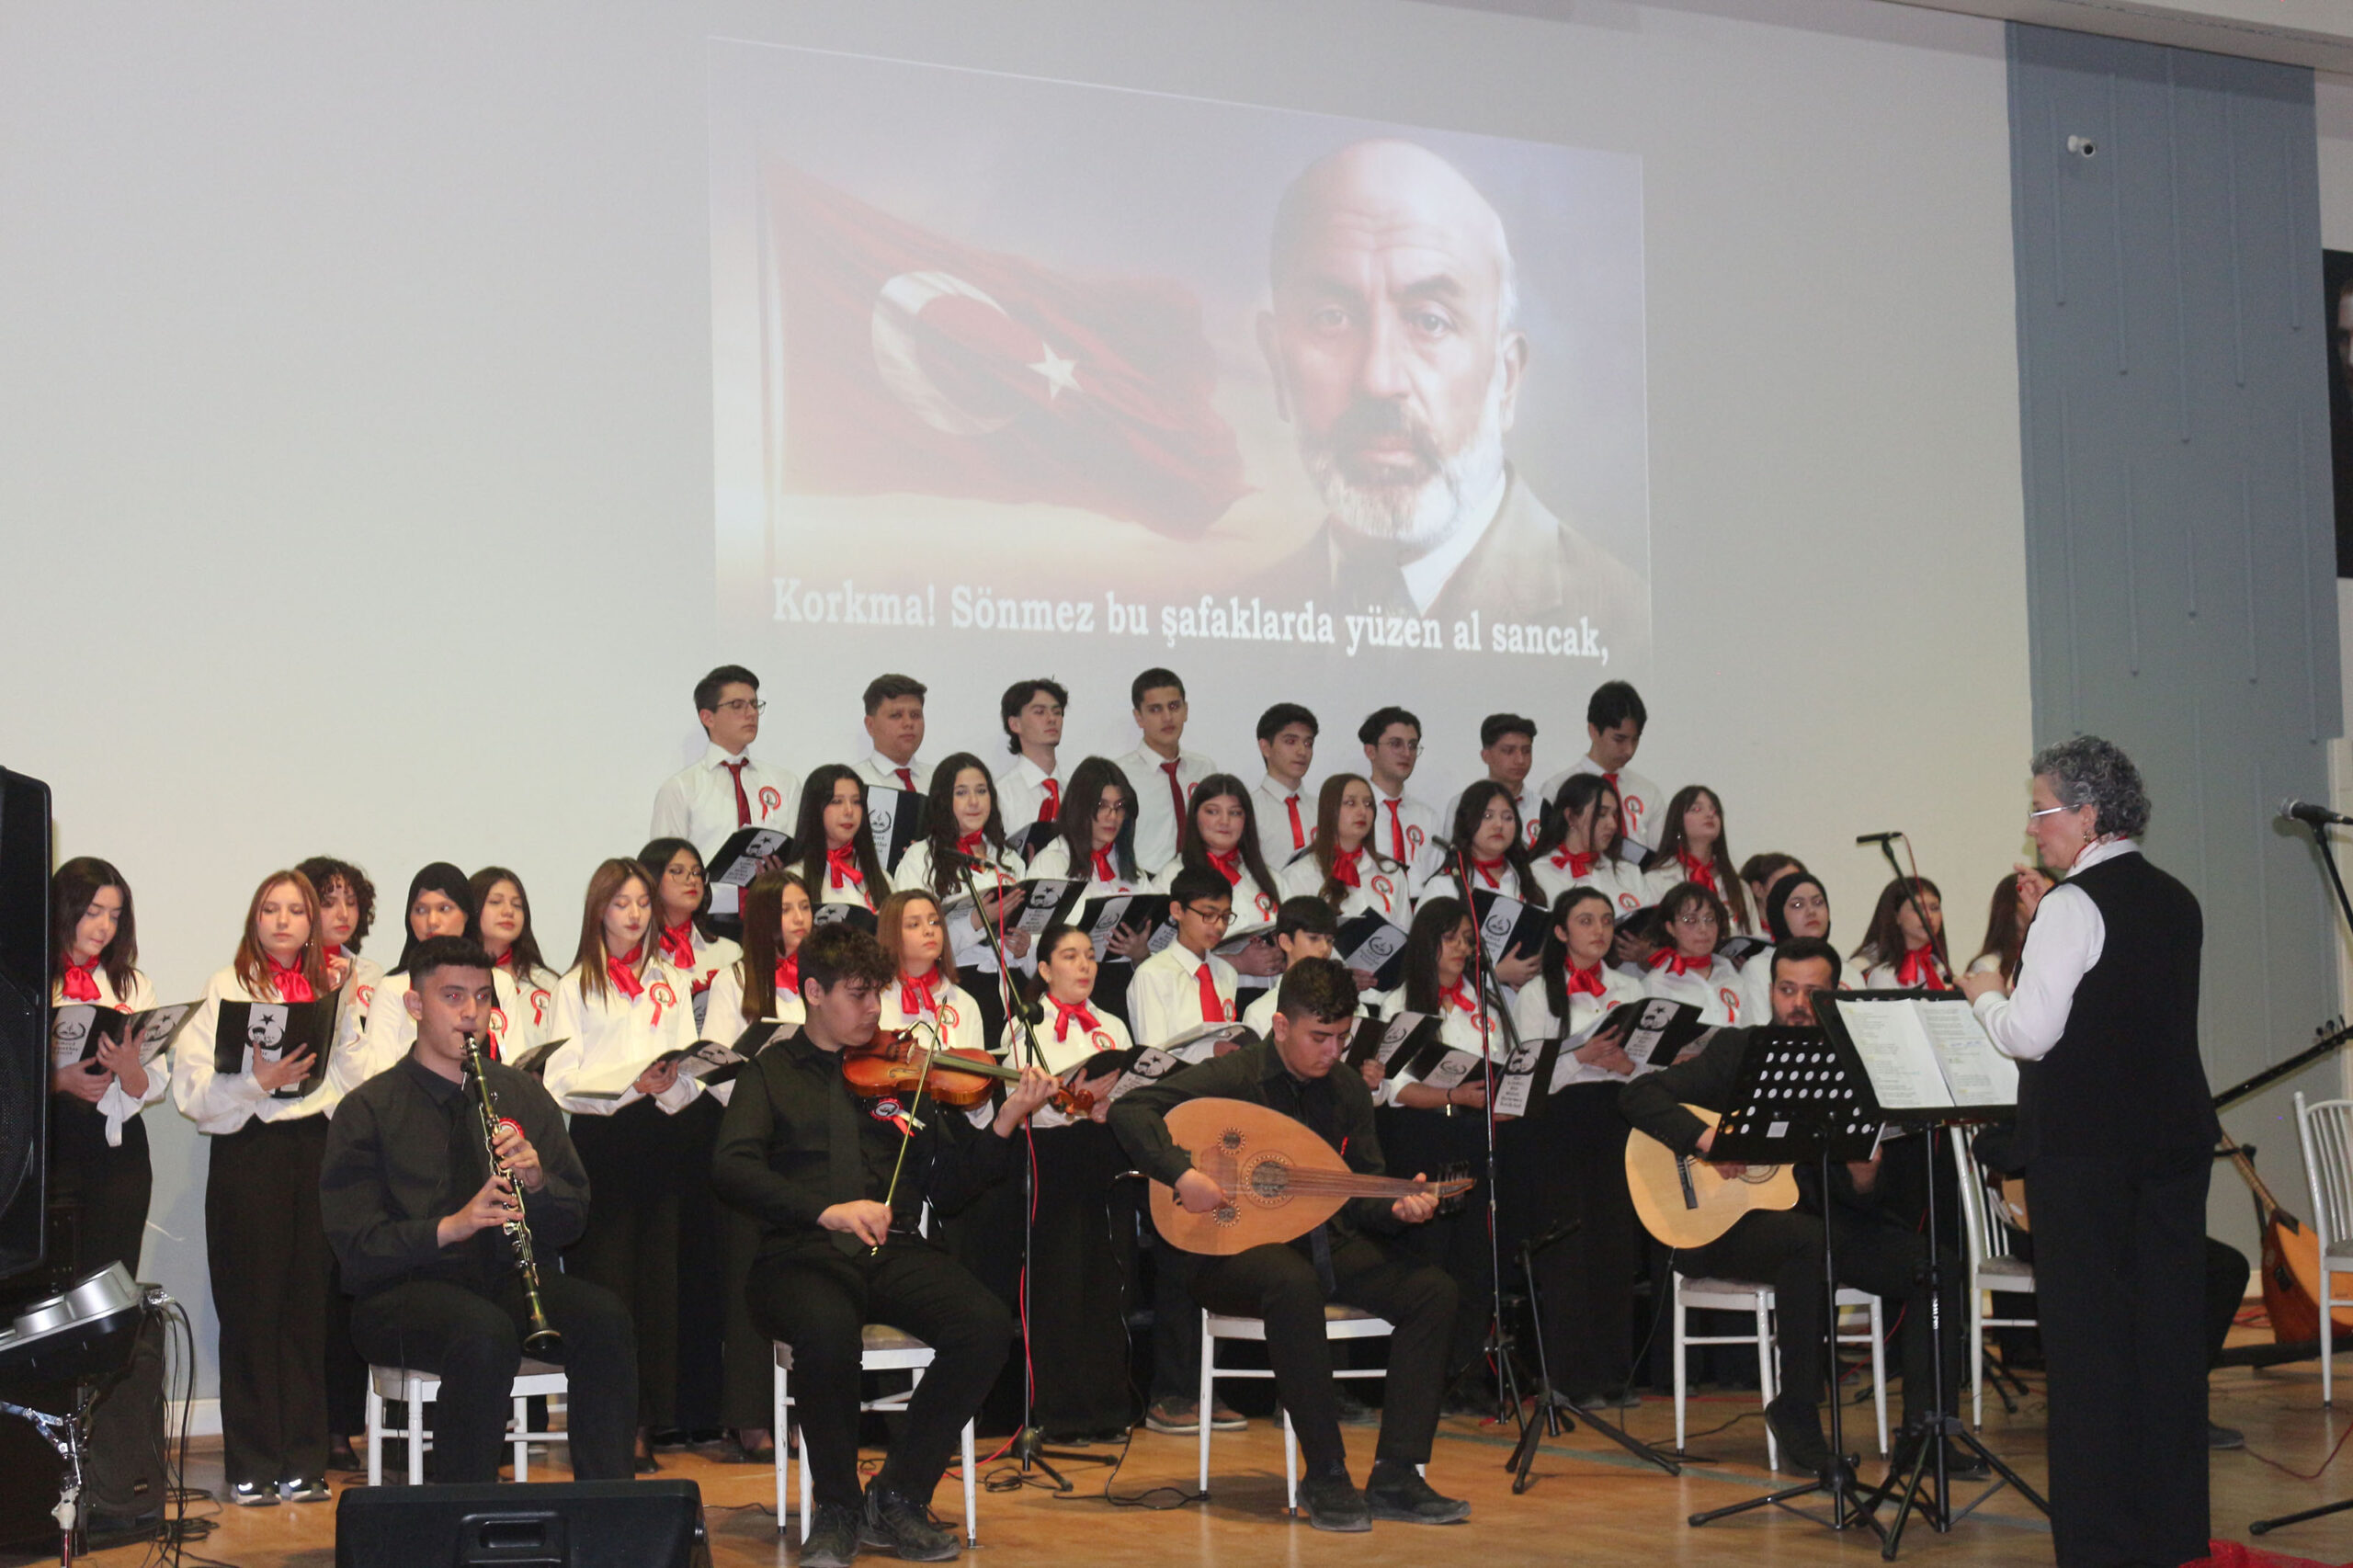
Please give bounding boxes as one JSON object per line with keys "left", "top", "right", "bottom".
{"left": 1302, "top": 365, "right": 1509, "bottom": 559}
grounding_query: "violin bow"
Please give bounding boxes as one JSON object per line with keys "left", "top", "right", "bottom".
{"left": 870, "top": 1017, "right": 943, "bottom": 1256}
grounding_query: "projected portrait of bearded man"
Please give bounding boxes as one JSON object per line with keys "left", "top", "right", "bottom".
{"left": 1253, "top": 139, "right": 1643, "bottom": 644}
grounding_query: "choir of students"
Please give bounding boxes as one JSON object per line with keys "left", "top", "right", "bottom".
{"left": 55, "top": 662, "right": 2035, "bottom": 1494}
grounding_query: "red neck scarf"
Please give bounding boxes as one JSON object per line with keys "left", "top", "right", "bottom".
{"left": 1566, "top": 963, "right": 1608, "bottom": 998}
{"left": 899, "top": 968, "right": 940, "bottom": 1017}
{"left": 774, "top": 952, "right": 800, "bottom": 995}
{"left": 1471, "top": 858, "right": 1506, "bottom": 889}
{"left": 494, "top": 949, "right": 514, "bottom": 969}
{"left": 1092, "top": 847, "right": 1117, "bottom": 881}
{"left": 825, "top": 845, "right": 864, "bottom": 892}
{"left": 1896, "top": 946, "right": 1948, "bottom": 991}
{"left": 1551, "top": 846, "right": 1597, "bottom": 877}
{"left": 607, "top": 944, "right": 645, "bottom": 999}
{"left": 1051, "top": 995, "right": 1101, "bottom": 1043}
{"left": 1444, "top": 979, "right": 1477, "bottom": 1015}
{"left": 1207, "top": 848, "right": 1243, "bottom": 886}
{"left": 267, "top": 956, "right": 314, "bottom": 1003}
{"left": 956, "top": 830, "right": 986, "bottom": 858}
{"left": 1648, "top": 947, "right": 1711, "bottom": 978}
{"left": 59, "top": 955, "right": 100, "bottom": 1003}
{"left": 1677, "top": 851, "right": 1718, "bottom": 892}
{"left": 658, "top": 921, "right": 696, "bottom": 971}
{"left": 1332, "top": 847, "right": 1362, "bottom": 889}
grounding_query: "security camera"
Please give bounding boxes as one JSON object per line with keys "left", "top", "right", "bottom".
{"left": 2066, "top": 135, "right": 2097, "bottom": 157}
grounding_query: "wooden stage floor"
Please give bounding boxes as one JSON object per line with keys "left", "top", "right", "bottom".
{"left": 14, "top": 1355, "right": 2353, "bottom": 1567}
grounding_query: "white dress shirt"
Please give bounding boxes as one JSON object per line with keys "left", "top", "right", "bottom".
{"left": 1544, "top": 758, "right": 1665, "bottom": 852}
{"left": 881, "top": 970, "right": 990, "bottom": 1057}
{"left": 499, "top": 960, "right": 563, "bottom": 1053}
{"left": 898, "top": 841, "right": 1028, "bottom": 979}
{"left": 353, "top": 966, "right": 526, "bottom": 1086}
{"left": 854, "top": 754, "right": 932, "bottom": 797}
{"left": 51, "top": 967, "right": 165, "bottom": 1145}
{"left": 1252, "top": 774, "right": 1318, "bottom": 866}
{"left": 1640, "top": 953, "right": 1745, "bottom": 1027}
{"left": 1411, "top": 857, "right": 1541, "bottom": 911}
{"left": 652, "top": 743, "right": 801, "bottom": 860}
{"left": 1510, "top": 963, "right": 1651, "bottom": 1090}
{"left": 1369, "top": 784, "right": 1444, "bottom": 875}
{"left": 701, "top": 958, "right": 807, "bottom": 1050}
{"left": 171, "top": 966, "right": 352, "bottom": 1135}
{"left": 994, "top": 754, "right": 1069, "bottom": 839}
{"left": 1028, "top": 837, "right": 1161, "bottom": 895}
{"left": 1128, "top": 943, "right": 1239, "bottom": 1047}
{"left": 1116, "top": 744, "right": 1218, "bottom": 876}
{"left": 543, "top": 960, "right": 701, "bottom": 1116}
{"left": 1007, "top": 1004, "right": 1133, "bottom": 1131}
{"left": 1275, "top": 849, "right": 1410, "bottom": 922}
{"left": 1529, "top": 847, "right": 1648, "bottom": 919}
{"left": 1971, "top": 839, "right": 2131, "bottom": 1061}
{"left": 1370, "top": 984, "right": 1496, "bottom": 1106}
{"left": 1641, "top": 859, "right": 1756, "bottom": 934}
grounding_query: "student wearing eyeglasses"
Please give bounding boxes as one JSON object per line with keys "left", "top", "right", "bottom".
{"left": 650, "top": 665, "right": 801, "bottom": 920}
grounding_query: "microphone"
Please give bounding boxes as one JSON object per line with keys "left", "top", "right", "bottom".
{"left": 2280, "top": 799, "right": 2353, "bottom": 828}
{"left": 1855, "top": 831, "right": 1903, "bottom": 846}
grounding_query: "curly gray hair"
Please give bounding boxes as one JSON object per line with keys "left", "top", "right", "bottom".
{"left": 2029, "top": 735, "right": 2151, "bottom": 839}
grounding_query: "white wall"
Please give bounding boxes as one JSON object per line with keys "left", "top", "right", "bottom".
{"left": 0, "top": 0, "right": 2026, "bottom": 1393}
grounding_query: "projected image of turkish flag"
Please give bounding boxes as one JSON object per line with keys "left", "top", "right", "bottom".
{"left": 767, "top": 162, "right": 1247, "bottom": 537}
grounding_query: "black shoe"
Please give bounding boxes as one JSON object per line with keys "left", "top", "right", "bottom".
{"left": 2209, "top": 1420, "right": 2245, "bottom": 1450}
{"left": 1333, "top": 1387, "right": 1381, "bottom": 1427}
{"left": 325, "top": 1437, "right": 360, "bottom": 1472}
{"left": 632, "top": 1450, "right": 660, "bottom": 1475}
{"left": 861, "top": 1484, "right": 958, "bottom": 1562}
{"left": 1439, "top": 1380, "right": 1494, "bottom": 1419}
{"left": 1364, "top": 1461, "right": 1471, "bottom": 1524}
{"left": 1765, "top": 1395, "right": 1831, "bottom": 1475}
{"left": 280, "top": 1475, "right": 332, "bottom": 1504}
{"left": 1938, "top": 1441, "right": 1991, "bottom": 1482}
{"left": 649, "top": 1426, "right": 691, "bottom": 1452}
{"left": 801, "top": 1502, "right": 862, "bottom": 1568}
{"left": 1297, "top": 1468, "right": 1371, "bottom": 1533}
{"left": 227, "top": 1480, "right": 278, "bottom": 1508}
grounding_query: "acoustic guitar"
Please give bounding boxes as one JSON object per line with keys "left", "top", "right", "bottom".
{"left": 1147, "top": 1097, "right": 1474, "bottom": 1256}
{"left": 1625, "top": 1104, "right": 1801, "bottom": 1250}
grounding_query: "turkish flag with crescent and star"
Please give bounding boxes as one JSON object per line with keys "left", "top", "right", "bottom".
{"left": 767, "top": 161, "right": 1248, "bottom": 536}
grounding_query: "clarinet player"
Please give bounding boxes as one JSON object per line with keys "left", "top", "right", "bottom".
{"left": 320, "top": 935, "right": 638, "bottom": 1482}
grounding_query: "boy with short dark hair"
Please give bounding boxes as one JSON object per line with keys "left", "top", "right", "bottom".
{"left": 1253, "top": 702, "right": 1320, "bottom": 866}
{"left": 1116, "top": 668, "right": 1217, "bottom": 875}
{"left": 1540, "top": 680, "right": 1661, "bottom": 852}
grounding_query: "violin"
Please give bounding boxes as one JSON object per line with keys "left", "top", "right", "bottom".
{"left": 840, "top": 1028, "right": 1094, "bottom": 1116}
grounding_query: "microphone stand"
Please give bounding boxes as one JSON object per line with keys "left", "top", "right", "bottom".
{"left": 1454, "top": 844, "right": 1527, "bottom": 1434}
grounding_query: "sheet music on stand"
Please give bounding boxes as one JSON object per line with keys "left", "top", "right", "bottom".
{"left": 1704, "top": 1026, "right": 1881, "bottom": 1165}
{"left": 1814, "top": 991, "right": 2018, "bottom": 1120}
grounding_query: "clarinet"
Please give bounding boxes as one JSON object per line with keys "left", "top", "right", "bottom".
{"left": 460, "top": 1031, "right": 563, "bottom": 1359}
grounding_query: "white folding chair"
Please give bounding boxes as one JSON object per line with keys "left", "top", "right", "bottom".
{"left": 1671, "top": 1274, "right": 1888, "bottom": 1469}
{"left": 1199, "top": 1306, "right": 1394, "bottom": 1512}
{"left": 1950, "top": 1129, "right": 2037, "bottom": 1426}
{"left": 772, "top": 1325, "right": 978, "bottom": 1544}
{"left": 2294, "top": 1093, "right": 2353, "bottom": 1406}
{"left": 364, "top": 1359, "right": 568, "bottom": 1485}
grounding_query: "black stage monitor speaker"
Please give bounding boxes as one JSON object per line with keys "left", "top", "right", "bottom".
{"left": 333, "top": 1480, "right": 708, "bottom": 1568}
{"left": 0, "top": 767, "right": 51, "bottom": 1286}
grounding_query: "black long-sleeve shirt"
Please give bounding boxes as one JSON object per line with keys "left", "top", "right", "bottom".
{"left": 319, "top": 1053, "right": 589, "bottom": 1299}
{"left": 1109, "top": 1038, "right": 1404, "bottom": 1241}
{"left": 710, "top": 1028, "right": 1020, "bottom": 1258}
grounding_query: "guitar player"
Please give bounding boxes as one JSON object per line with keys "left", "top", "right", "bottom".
{"left": 1618, "top": 937, "right": 1972, "bottom": 1479}
{"left": 1109, "top": 956, "right": 1470, "bottom": 1533}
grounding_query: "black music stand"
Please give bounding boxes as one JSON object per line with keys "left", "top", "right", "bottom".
{"left": 1504, "top": 1220, "right": 1682, "bottom": 1491}
{"left": 1685, "top": 1028, "right": 1885, "bottom": 1540}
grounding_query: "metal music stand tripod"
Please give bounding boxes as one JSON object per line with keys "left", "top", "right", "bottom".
{"left": 1504, "top": 1218, "right": 1682, "bottom": 1491}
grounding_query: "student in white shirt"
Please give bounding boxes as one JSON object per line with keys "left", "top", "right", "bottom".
{"left": 1740, "top": 869, "right": 1836, "bottom": 1025}
{"left": 1641, "top": 786, "right": 1756, "bottom": 937}
{"left": 471, "top": 865, "right": 563, "bottom": 1051}
{"left": 1541, "top": 680, "right": 1664, "bottom": 854}
{"left": 790, "top": 763, "right": 891, "bottom": 913}
{"left": 895, "top": 750, "right": 1030, "bottom": 1047}
{"left": 1358, "top": 704, "right": 1445, "bottom": 875}
{"left": 1278, "top": 772, "right": 1410, "bottom": 924}
{"left": 1127, "top": 869, "right": 1242, "bottom": 1047}
{"left": 543, "top": 858, "right": 700, "bottom": 1471}
{"left": 48, "top": 858, "right": 164, "bottom": 1278}
{"left": 1529, "top": 773, "right": 1647, "bottom": 922}
{"left": 1504, "top": 886, "right": 1650, "bottom": 1403}
{"left": 1850, "top": 876, "right": 1953, "bottom": 992}
{"left": 1170, "top": 776, "right": 1286, "bottom": 992}
{"left": 1116, "top": 667, "right": 1216, "bottom": 874}
{"left": 298, "top": 854, "right": 381, "bottom": 1023}
{"left": 649, "top": 664, "right": 801, "bottom": 918}
{"left": 994, "top": 676, "right": 1070, "bottom": 854}
{"left": 1414, "top": 782, "right": 1543, "bottom": 991}
{"left": 1639, "top": 881, "right": 1745, "bottom": 1026}
{"left": 1443, "top": 714, "right": 1541, "bottom": 850}
{"left": 852, "top": 672, "right": 931, "bottom": 797}
{"left": 355, "top": 864, "right": 526, "bottom": 1085}
{"left": 639, "top": 836, "right": 745, "bottom": 1026}
{"left": 876, "top": 890, "right": 990, "bottom": 1060}
{"left": 1010, "top": 923, "right": 1135, "bottom": 1441}
{"left": 1965, "top": 866, "right": 2052, "bottom": 993}
{"left": 169, "top": 868, "right": 342, "bottom": 1506}
{"left": 1252, "top": 702, "right": 1320, "bottom": 867}
{"left": 1026, "top": 756, "right": 1160, "bottom": 1023}
{"left": 1239, "top": 897, "right": 1347, "bottom": 1035}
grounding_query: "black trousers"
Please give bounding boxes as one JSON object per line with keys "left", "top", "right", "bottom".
{"left": 348, "top": 1273, "right": 637, "bottom": 1483}
{"left": 1185, "top": 1231, "right": 1457, "bottom": 1476}
{"left": 566, "top": 1100, "right": 681, "bottom": 1429}
{"left": 1687, "top": 1201, "right": 1963, "bottom": 1427}
{"left": 746, "top": 1240, "right": 1012, "bottom": 1511}
{"left": 720, "top": 1203, "right": 774, "bottom": 1431}
{"left": 2028, "top": 1152, "right": 2210, "bottom": 1568}
{"left": 1499, "top": 1084, "right": 1643, "bottom": 1399}
{"left": 48, "top": 1101, "right": 151, "bottom": 1279}
{"left": 1028, "top": 1122, "right": 1131, "bottom": 1435}
{"left": 1376, "top": 1104, "right": 1492, "bottom": 1386}
{"left": 205, "top": 1115, "right": 331, "bottom": 1488}
{"left": 669, "top": 1094, "right": 727, "bottom": 1433}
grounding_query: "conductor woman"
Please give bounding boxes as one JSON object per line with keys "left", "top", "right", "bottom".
{"left": 1958, "top": 736, "right": 2218, "bottom": 1568}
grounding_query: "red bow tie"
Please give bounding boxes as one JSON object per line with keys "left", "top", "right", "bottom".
{"left": 1566, "top": 964, "right": 1608, "bottom": 998}
{"left": 899, "top": 970, "right": 940, "bottom": 1016}
{"left": 1333, "top": 848, "right": 1362, "bottom": 889}
{"left": 956, "top": 831, "right": 986, "bottom": 858}
{"left": 775, "top": 953, "right": 800, "bottom": 994}
{"left": 59, "top": 957, "right": 100, "bottom": 1003}
{"left": 1472, "top": 858, "right": 1506, "bottom": 889}
{"left": 1648, "top": 949, "right": 1711, "bottom": 977}
{"left": 826, "top": 846, "right": 864, "bottom": 891}
{"left": 1051, "top": 996, "right": 1101, "bottom": 1042}
{"left": 658, "top": 922, "right": 696, "bottom": 971}
{"left": 1552, "top": 846, "right": 1597, "bottom": 877}
{"left": 267, "top": 957, "right": 314, "bottom": 1004}
{"left": 1677, "top": 852, "right": 1718, "bottom": 892}
{"left": 1208, "top": 849, "right": 1242, "bottom": 886}
{"left": 1444, "top": 980, "right": 1477, "bottom": 1014}
{"left": 608, "top": 945, "right": 645, "bottom": 999}
{"left": 1896, "top": 947, "right": 1947, "bottom": 991}
{"left": 1092, "top": 847, "right": 1117, "bottom": 881}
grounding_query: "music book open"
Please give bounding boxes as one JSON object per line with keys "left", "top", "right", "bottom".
{"left": 707, "top": 826, "right": 794, "bottom": 889}
{"left": 215, "top": 996, "right": 341, "bottom": 1098}
{"left": 1333, "top": 909, "right": 1412, "bottom": 992}
{"left": 1814, "top": 992, "right": 2018, "bottom": 1115}
{"left": 51, "top": 1001, "right": 198, "bottom": 1071}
